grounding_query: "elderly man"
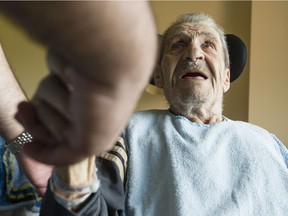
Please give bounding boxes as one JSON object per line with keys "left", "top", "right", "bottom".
{"left": 20, "top": 13, "right": 288, "bottom": 215}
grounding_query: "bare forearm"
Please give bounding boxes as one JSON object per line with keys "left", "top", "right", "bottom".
{"left": 52, "top": 157, "right": 97, "bottom": 211}
{"left": 0, "top": 45, "right": 52, "bottom": 195}
{"left": 0, "top": 44, "right": 26, "bottom": 141}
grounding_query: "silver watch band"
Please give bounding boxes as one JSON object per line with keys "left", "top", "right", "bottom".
{"left": 6, "top": 131, "right": 33, "bottom": 154}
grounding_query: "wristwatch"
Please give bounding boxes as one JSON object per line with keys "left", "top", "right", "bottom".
{"left": 5, "top": 131, "right": 33, "bottom": 154}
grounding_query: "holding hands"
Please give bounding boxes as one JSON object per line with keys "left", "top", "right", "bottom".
{"left": 16, "top": 52, "right": 103, "bottom": 165}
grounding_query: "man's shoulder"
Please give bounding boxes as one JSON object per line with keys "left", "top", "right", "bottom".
{"left": 227, "top": 118, "right": 271, "bottom": 136}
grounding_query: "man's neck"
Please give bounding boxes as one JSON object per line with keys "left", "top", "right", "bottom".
{"left": 169, "top": 103, "right": 223, "bottom": 124}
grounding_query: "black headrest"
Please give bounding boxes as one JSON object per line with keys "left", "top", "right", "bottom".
{"left": 150, "top": 33, "right": 247, "bottom": 85}
{"left": 226, "top": 34, "right": 247, "bottom": 82}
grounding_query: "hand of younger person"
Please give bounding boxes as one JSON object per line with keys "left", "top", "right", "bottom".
{"left": 15, "top": 75, "right": 87, "bottom": 165}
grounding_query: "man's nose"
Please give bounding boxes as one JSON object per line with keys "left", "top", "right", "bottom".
{"left": 182, "top": 45, "right": 204, "bottom": 62}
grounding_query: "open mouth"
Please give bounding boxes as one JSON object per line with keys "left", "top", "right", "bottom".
{"left": 181, "top": 72, "right": 208, "bottom": 80}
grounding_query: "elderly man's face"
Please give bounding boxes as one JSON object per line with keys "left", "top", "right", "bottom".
{"left": 156, "top": 22, "right": 230, "bottom": 110}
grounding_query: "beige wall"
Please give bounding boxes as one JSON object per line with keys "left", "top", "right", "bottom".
{"left": 0, "top": 14, "right": 48, "bottom": 98}
{"left": 249, "top": 2, "right": 288, "bottom": 144}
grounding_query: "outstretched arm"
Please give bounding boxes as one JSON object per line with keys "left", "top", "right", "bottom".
{"left": 0, "top": 43, "right": 26, "bottom": 141}
{"left": 0, "top": 1, "right": 157, "bottom": 163}
{"left": 0, "top": 43, "right": 52, "bottom": 196}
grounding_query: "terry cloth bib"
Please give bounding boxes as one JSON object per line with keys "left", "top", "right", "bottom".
{"left": 124, "top": 110, "right": 288, "bottom": 216}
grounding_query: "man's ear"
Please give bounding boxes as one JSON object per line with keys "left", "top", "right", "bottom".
{"left": 223, "top": 68, "right": 230, "bottom": 93}
{"left": 153, "top": 64, "right": 164, "bottom": 88}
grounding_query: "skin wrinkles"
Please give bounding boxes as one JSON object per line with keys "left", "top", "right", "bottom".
{"left": 165, "top": 24, "right": 219, "bottom": 53}
{"left": 156, "top": 22, "right": 230, "bottom": 124}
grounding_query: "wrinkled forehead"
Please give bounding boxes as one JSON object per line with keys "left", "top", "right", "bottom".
{"left": 164, "top": 22, "right": 222, "bottom": 45}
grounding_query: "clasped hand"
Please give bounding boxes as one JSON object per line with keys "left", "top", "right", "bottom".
{"left": 16, "top": 51, "right": 104, "bottom": 166}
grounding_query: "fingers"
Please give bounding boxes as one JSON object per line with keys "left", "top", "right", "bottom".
{"left": 32, "top": 74, "right": 71, "bottom": 141}
{"left": 46, "top": 50, "right": 75, "bottom": 91}
{"left": 33, "top": 75, "right": 71, "bottom": 120}
{"left": 33, "top": 98, "right": 70, "bottom": 142}
{"left": 14, "top": 53, "right": 90, "bottom": 165}
{"left": 16, "top": 101, "right": 87, "bottom": 165}
{"left": 15, "top": 101, "right": 58, "bottom": 144}
{"left": 22, "top": 139, "right": 86, "bottom": 166}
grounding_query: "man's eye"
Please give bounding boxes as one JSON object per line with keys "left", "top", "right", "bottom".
{"left": 171, "top": 41, "right": 185, "bottom": 50}
{"left": 202, "top": 42, "right": 215, "bottom": 49}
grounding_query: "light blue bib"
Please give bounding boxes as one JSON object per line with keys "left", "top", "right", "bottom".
{"left": 124, "top": 110, "right": 288, "bottom": 216}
